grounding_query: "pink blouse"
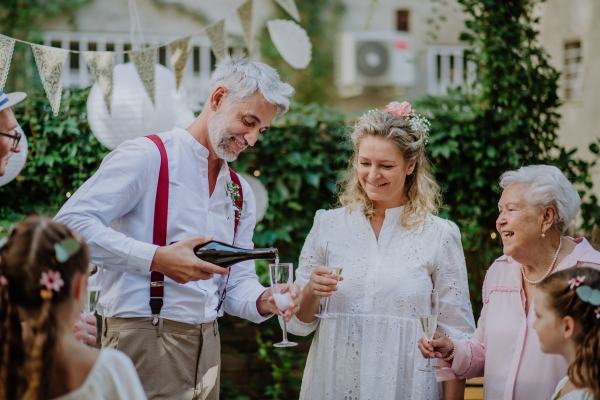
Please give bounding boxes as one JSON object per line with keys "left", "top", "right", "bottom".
{"left": 436, "top": 237, "right": 600, "bottom": 400}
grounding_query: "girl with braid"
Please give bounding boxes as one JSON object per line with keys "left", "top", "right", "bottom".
{"left": 534, "top": 266, "right": 600, "bottom": 400}
{"left": 0, "top": 216, "right": 146, "bottom": 400}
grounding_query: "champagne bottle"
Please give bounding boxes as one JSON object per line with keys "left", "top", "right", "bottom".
{"left": 194, "top": 240, "right": 278, "bottom": 267}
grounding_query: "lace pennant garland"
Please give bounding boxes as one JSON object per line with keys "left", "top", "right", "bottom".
{"left": 273, "top": 0, "right": 300, "bottom": 22}
{"left": 206, "top": 20, "right": 228, "bottom": 62}
{"left": 237, "top": 0, "right": 254, "bottom": 54}
{"left": 168, "top": 36, "right": 192, "bottom": 91}
{"left": 267, "top": 19, "right": 311, "bottom": 69}
{"left": 31, "top": 45, "right": 68, "bottom": 116}
{"left": 0, "top": 36, "right": 15, "bottom": 91}
{"left": 83, "top": 51, "right": 116, "bottom": 114}
{"left": 130, "top": 48, "right": 157, "bottom": 106}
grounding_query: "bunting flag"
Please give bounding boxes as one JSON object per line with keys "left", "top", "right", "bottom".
{"left": 130, "top": 48, "right": 157, "bottom": 106}
{"left": 206, "top": 20, "right": 228, "bottom": 62}
{"left": 31, "top": 44, "right": 69, "bottom": 116}
{"left": 237, "top": 0, "right": 254, "bottom": 54}
{"left": 83, "top": 51, "right": 116, "bottom": 114}
{"left": 168, "top": 36, "right": 192, "bottom": 91}
{"left": 0, "top": 36, "right": 15, "bottom": 91}
{"left": 274, "top": 0, "right": 300, "bottom": 22}
{"left": 267, "top": 19, "right": 311, "bottom": 69}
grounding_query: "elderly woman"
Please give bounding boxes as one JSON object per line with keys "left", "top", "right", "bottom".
{"left": 419, "top": 165, "right": 600, "bottom": 400}
{"left": 287, "top": 102, "right": 476, "bottom": 399}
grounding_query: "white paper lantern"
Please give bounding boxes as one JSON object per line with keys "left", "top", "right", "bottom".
{"left": 87, "top": 63, "right": 196, "bottom": 150}
{"left": 0, "top": 125, "right": 27, "bottom": 187}
{"left": 239, "top": 173, "right": 268, "bottom": 222}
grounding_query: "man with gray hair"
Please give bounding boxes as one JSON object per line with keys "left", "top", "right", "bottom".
{"left": 54, "top": 55, "right": 299, "bottom": 399}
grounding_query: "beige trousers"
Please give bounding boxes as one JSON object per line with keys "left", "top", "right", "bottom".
{"left": 102, "top": 316, "right": 221, "bottom": 400}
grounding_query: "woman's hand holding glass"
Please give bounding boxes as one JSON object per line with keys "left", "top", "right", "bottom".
{"left": 418, "top": 331, "right": 455, "bottom": 361}
{"left": 308, "top": 266, "right": 344, "bottom": 298}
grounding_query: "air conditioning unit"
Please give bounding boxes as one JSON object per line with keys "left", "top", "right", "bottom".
{"left": 336, "top": 31, "right": 416, "bottom": 94}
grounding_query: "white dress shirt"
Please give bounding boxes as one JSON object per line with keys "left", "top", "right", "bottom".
{"left": 55, "top": 127, "right": 270, "bottom": 324}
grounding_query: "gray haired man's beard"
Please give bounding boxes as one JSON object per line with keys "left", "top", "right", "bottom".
{"left": 208, "top": 111, "right": 246, "bottom": 162}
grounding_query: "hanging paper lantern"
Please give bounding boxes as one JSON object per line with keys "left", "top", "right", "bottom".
{"left": 87, "top": 63, "right": 196, "bottom": 151}
{"left": 239, "top": 173, "right": 269, "bottom": 222}
{"left": 0, "top": 125, "right": 27, "bottom": 187}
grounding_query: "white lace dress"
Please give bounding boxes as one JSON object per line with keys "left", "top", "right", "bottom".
{"left": 287, "top": 206, "right": 476, "bottom": 400}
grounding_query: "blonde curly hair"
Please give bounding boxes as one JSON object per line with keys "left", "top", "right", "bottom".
{"left": 337, "top": 109, "right": 442, "bottom": 229}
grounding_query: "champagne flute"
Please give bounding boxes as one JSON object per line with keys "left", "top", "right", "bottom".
{"left": 315, "top": 242, "right": 347, "bottom": 319}
{"left": 84, "top": 263, "right": 103, "bottom": 315}
{"left": 417, "top": 289, "right": 439, "bottom": 372}
{"left": 269, "top": 262, "right": 298, "bottom": 347}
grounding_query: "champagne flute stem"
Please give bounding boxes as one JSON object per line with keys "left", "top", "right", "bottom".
{"left": 426, "top": 339, "right": 431, "bottom": 367}
{"left": 323, "top": 296, "right": 331, "bottom": 314}
{"left": 282, "top": 315, "right": 288, "bottom": 343}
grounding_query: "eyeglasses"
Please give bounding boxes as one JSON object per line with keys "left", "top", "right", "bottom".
{"left": 0, "top": 130, "right": 21, "bottom": 151}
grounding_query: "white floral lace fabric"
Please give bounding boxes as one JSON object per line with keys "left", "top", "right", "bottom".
{"left": 206, "top": 20, "right": 227, "bottom": 61}
{"left": 130, "top": 48, "right": 157, "bottom": 106}
{"left": 0, "top": 36, "right": 15, "bottom": 91}
{"left": 31, "top": 44, "right": 69, "bottom": 116}
{"left": 83, "top": 51, "right": 116, "bottom": 114}
{"left": 287, "top": 206, "right": 476, "bottom": 400}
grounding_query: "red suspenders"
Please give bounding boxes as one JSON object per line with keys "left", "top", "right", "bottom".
{"left": 146, "top": 134, "right": 242, "bottom": 325}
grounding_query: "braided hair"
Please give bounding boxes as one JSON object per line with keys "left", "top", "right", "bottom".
{"left": 0, "top": 216, "right": 89, "bottom": 400}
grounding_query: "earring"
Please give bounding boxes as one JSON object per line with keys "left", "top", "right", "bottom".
{"left": 542, "top": 232, "right": 545, "bottom": 238}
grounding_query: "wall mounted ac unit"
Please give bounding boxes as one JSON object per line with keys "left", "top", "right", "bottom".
{"left": 336, "top": 31, "right": 416, "bottom": 93}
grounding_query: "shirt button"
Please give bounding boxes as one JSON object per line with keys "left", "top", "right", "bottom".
{"left": 136, "top": 269, "right": 141, "bottom": 273}
{"left": 202, "top": 172, "right": 207, "bottom": 178}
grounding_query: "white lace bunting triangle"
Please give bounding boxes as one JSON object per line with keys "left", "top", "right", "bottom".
{"left": 130, "top": 48, "right": 157, "bottom": 106}
{"left": 83, "top": 51, "right": 116, "bottom": 114}
{"left": 237, "top": 0, "right": 254, "bottom": 54}
{"left": 31, "top": 44, "right": 69, "bottom": 116}
{"left": 206, "top": 20, "right": 228, "bottom": 62}
{"left": 0, "top": 36, "right": 16, "bottom": 91}
{"left": 168, "top": 36, "right": 192, "bottom": 91}
{"left": 273, "top": 0, "right": 301, "bottom": 22}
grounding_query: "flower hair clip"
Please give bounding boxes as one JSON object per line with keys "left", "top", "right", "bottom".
{"left": 39, "top": 270, "right": 64, "bottom": 300}
{"left": 596, "top": 306, "right": 600, "bottom": 319}
{"left": 568, "top": 275, "right": 586, "bottom": 289}
{"left": 0, "top": 276, "right": 8, "bottom": 286}
{"left": 54, "top": 237, "right": 81, "bottom": 263}
{"left": 385, "top": 101, "right": 431, "bottom": 143}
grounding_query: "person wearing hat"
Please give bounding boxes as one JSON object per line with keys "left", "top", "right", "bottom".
{"left": 0, "top": 90, "right": 26, "bottom": 177}
{"left": 0, "top": 89, "right": 99, "bottom": 346}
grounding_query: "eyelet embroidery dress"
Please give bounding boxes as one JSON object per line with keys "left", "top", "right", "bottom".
{"left": 286, "top": 206, "right": 476, "bottom": 400}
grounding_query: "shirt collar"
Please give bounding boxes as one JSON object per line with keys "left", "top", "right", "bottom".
{"left": 173, "top": 127, "right": 231, "bottom": 179}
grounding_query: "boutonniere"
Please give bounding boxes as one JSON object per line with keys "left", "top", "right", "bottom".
{"left": 225, "top": 180, "right": 243, "bottom": 222}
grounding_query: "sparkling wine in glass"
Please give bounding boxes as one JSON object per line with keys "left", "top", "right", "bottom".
{"left": 315, "top": 242, "right": 347, "bottom": 319}
{"left": 417, "top": 289, "right": 439, "bottom": 372}
{"left": 269, "top": 262, "right": 298, "bottom": 347}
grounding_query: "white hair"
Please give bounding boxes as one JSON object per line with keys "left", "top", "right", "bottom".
{"left": 206, "top": 54, "right": 295, "bottom": 116}
{"left": 499, "top": 165, "right": 581, "bottom": 232}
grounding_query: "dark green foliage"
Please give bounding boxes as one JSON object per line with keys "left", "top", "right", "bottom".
{"left": 0, "top": 88, "right": 109, "bottom": 230}
{"left": 416, "top": 0, "right": 600, "bottom": 309}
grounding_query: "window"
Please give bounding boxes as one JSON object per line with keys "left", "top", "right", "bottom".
{"left": 564, "top": 40, "right": 583, "bottom": 100}
{"left": 396, "top": 10, "right": 409, "bottom": 32}
{"left": 193, "top": 46, "right": 200, "bottom": 73}
{"left": 70, "top": 42, "right": 79, "bottom": 69}
{"left": 159, "top": 47, "right": 167, "bottom": 66}
{"left": 123, "top": 43, "right": 132, "bottom": 63}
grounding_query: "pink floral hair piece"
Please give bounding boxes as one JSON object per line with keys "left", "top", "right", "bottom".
{"left": 596, "top": 306, "right": 600, "bottom": 319}
{"left": 568, "top": 275, "right": 585, "bottom": 289}
{"left": 0, "top": 276, "right": 7, "bottom": 286}
{"left": 40, "top": 270, "right": 64, "bottom": 293}
{"left": 385, "top": 101, "right": 414, "bottom": 118}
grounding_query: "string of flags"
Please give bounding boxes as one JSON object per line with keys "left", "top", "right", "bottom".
{"left": 0, "top": 0, "right": 309, "bottom": 116}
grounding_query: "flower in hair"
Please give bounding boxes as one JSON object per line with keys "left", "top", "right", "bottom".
{"left": 40, "top": 270, "right": 64, "bottom": 293}
{"left": 568, "top": 275, "right": 585, "bottom": 289}
{"left": 54, "top": 237, "right": 81, "bottom": 263}
{"left": 385, "top": 101, "right": 414, "bottom": 118}
{"left": 0, "top": 276, "right": 7, "bottom": 286}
